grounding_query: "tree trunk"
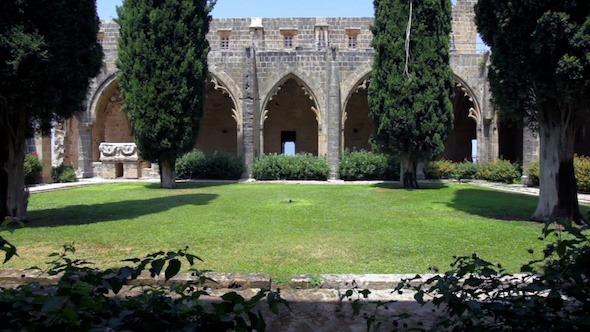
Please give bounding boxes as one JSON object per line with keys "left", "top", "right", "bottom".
{"left": 400, "top": 153, "right": 419, "bottom": 189}
{"left": 4, "top": 135, "right": 28, "bottom": 221}
{"left": 532, "top": 112, "right": 584, "bottom": 224}
{"left": 159, "top": 159, "right": 177, "bottom": 189}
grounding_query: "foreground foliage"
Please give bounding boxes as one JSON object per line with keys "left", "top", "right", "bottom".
{"left": 346, "top": 220, "right": 590, "bottom": 331}
{"left": 0, "top": 245, "right": 287, "bottom": 331}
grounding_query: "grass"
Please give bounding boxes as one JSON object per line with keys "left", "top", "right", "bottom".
{"left": 2, "top": 182, "right": 572, "bottom": 278}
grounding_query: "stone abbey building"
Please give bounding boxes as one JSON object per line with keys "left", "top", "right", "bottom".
{"left": 30, "top": 0, "right": 589, "bottom": 181}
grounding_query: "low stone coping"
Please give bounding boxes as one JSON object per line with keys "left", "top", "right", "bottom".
{"left": 0, "top": 269, "right": 451, "bottom": 290}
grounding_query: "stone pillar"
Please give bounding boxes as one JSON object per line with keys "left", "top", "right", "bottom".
{"left": 521, "top": 124, "right": 540, "bottom": 184}
{"left": 326, "top": 47, "right": 342, "bottom": 179}
{"left": 77, "top": 121, "right": 94, "bottom": 178}
{"left": 241, "top": 47, "right": 260, "bottom": 178}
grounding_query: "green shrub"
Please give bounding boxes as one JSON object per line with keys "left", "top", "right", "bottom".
{"left": 339, "top": 150, "right": 399, "bottom": 181}
{"left": 424, "top": 159, "right": 456, "bottom": 179}
{"left": 477, "top": 159, "right": 521, "bottom": 184}
{"left": 527, "top": 161, "right": 540, "bottom": 186}
{"left": 346, "top": 220, "right": 590, "bottom": 331}
{"left": 452, "top": 161, "right": 479, "bottom": 181}
{"left": 526, "top": 156, "right": 590, "bottom": 192}
{"left": 23, "top": 154, "right": 43, "bottom": 185}
{"left": 252, "top": 153, "right": 330, "bottom": 180}
{"left": 176, "top": 150, "right": 244, "bottom": 180}
{"left": 176, "top": 149, "right": 206, "bottom": 180}
{"left": 52, "top": 164, "right": 77, "bottom": 183}
{"left": 0, "top": 245, "right": 288, "bottom": 331}
{"left": 575, "top": 155, "right": 590, "bottom": 193}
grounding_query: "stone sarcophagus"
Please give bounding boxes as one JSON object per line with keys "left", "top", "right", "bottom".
{"left": 99, "top": 142, "right": 139, "bottom": 162}
{"left": 97, "top": 142, "right": 142, "bottom": 179}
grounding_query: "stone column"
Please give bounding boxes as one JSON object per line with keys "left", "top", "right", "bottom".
{"left": 326, "top": 47, "right": 342, "bottom": 179}
{"left": 241, "top": 47, "right": 260, "bottom": 178}
{"left": 77, "top": 121, "right": 94, "bottom": 178}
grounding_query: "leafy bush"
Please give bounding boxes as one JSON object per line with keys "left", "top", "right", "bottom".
{"left": 526, "top": 156, "right": 590, "bottom": 192}
{"left": 452, "top": 161, "right": 479, "bottom": 181}
{"left": 339, "top": 150, "right": 399, "bottom": 181}
{"left": 424, "top": 159, "right": 456, "bottom": 179}
{"left": 52, "top": 164, "right": 77, "bottom": 183}
{"left": 346, "top": 220, "right": 590, "bottom": 330}
{"left": 575, "top": 155, "right": 590, "bottom": 193}
{"left": 176, "top": 150, "right": 244, "bottom": 180}
{"left": 0, "top": 245, "right": 288, "bottom": 331}
{"left": 477, "top": 159, "right": 521, "bottom": 183}
{"left": 527, "top": 161, "right": 540, "bottom": 186}
{"left": 252, "top": 153, "right": 330, "bottom": 180}
{"left": 23, "top": 154, "right": 43, "bottom": 185}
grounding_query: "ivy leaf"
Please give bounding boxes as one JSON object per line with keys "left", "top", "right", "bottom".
{"left": 165, "top": 258, "right": 181, "bottom": 281}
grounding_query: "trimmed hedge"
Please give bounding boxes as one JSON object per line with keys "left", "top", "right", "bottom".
{"left": 176, "top": 150, "right": 244, "bottom": 180}
{"left": 52, "top": 164, "right": 77, "bottom": 183}
{"left": 527, "top": 155, "right": 590, "bottom": 193}
{"left": 338, "top": 150, "right": 399, "bottom": 181}
{"left": 426, "top": 159, "right": 521, "bottom": 183}
{"left": 424, "top": 159, "right": 456, "bottom": 180}
{"left": 24, "top": 154, "right": 43, "bottom": 185}
{"left": 477, "top": 159, "right": 521, "bottom": 184}
{"left": 252, "top": 153, "right": 329, "bottom": 180}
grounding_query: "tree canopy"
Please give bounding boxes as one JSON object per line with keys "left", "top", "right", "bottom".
{"left": 475, "top": 0, "right": 590, "bottom": 223}
{"left": 116, "top": 0, "right": 214, "bottom": 189}
{"left": 369, "top": 0, "right": 454, "bottom": 188}
{"left": 0, "top": 0, "right": 103, "bottom": 220}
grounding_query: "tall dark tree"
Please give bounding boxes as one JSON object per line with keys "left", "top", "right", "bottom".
{"left": 369, "top": 0, "right": 454, "bottom": 188}
{"left": 117, "top": 0, "right": 214, "bottom": 189}
{"left": 475, "top": 1, "right": 590, "bottom": 223}
{"left": 0, "top": 0, "right": 103, "bottom": 221}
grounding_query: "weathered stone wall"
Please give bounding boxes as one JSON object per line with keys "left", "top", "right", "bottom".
{"left": 73, "top": 3, "right": 493, "bottom": 179}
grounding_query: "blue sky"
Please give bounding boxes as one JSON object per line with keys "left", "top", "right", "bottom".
{"left": 97, "top": 0, "right": 376, "bottom": 19}
{"left": 98, "top": 0, "right": 459, "bottom": 20}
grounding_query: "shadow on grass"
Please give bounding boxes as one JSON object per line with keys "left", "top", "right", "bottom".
{"left": 26, "top": 193, "right": 218, "bottom": 228}
{"left": 371, "top": 181, "right": 449, "bottom": 190}
{"left": 448, "top": 188, "right": 537, "bottom": 221}
{"left": 142, "top": 181, "right": 240, "bottom": 190}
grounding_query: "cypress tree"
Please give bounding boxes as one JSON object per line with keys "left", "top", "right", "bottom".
{"left": 369, "top": 0, "right": 454, "bottom": 188}
{"left": 116, "top": 0, "right": 214, "bottom": 188}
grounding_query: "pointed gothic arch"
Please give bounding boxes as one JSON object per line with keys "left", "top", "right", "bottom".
{"left": 260, "top": 73, "right": 321, "bottom": 155}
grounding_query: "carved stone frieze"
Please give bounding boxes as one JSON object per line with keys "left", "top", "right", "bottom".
{"left": 99, "top": 142, "right": 139, "bottom": 162}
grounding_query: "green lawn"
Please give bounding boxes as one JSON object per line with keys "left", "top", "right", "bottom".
{"left": 2, "top": 182, "right": 567, "bottom": 277}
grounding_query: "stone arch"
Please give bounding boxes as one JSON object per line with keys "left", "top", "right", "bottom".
{"left": 439, "top": 74, "right": 480, "bottom": 162}
{"left": 197, "top": 73, "right": 242, "bottom": 155}
{"left": 208, "top": 65, "right": 243, "bottom": 108}
{"left": 340, "top": 64, "right": 373, "bottom": 111}
{"left": 342, "top": 71, "right": 373, "bottom": 152}
{"left": 87, "top": 72, "right": 120, "bottom": 125}
{"left": 260, "top": 73, "right": 322, "bottom": 156}
{"left": 260, "top": 69, "right": 324, "bottom": 121}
